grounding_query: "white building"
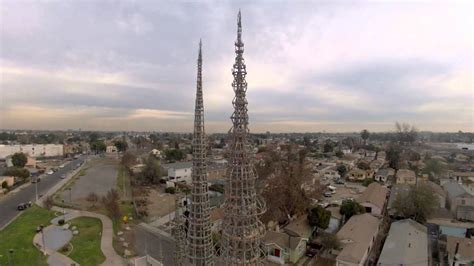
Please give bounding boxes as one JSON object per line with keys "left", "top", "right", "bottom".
{"left": 162, "top": 162, "right": 193, "bottom": 183}
{"left": 0, "top": 144, "right": 63, "bottom": 159}
{"left": 106, "top": 145, "right": 118, "bottom": 153}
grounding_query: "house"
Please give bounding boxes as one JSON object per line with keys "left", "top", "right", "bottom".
{"left": 336, "top": 213, "right": 380, "bottom": 266}
{"left": 377, "top": 219, "right": 428, "bottom": 266}
{"left": 348, "top": 168, "right": 373, "bottom": 181}
{"left": 325, "top": 207, "right": 343, "bottom": 234}
{"left": 374, "top": 168, "right": 395, "bottom": 183}
{"left": 396, "top": 169, "right": 417, "bottom": 185}
{"left": 369, "top": 160, "right": 384, "bottom": 172}
{"left": 323, "top": 167, "right": 341, "bottom": 180}
{"left": 263, "top": 215, "right": 313, "bottom": 265}
{"left": 162, "top": 162, "right": 193, "bottom": 183}
{"left": 446, "top": 236, "right": 474, "bottom": 266}
{"left": 443, "top": 181, "right": 474, "bottom": 221}
{"left": 150, "top": 149, "right": 162, "bottom": 158}
{"left": 451, "top": 171, "right": 474, "bottom": 183}
{"left": 356, "top": 183, "right": 389, "bottom": 217}
{"left": 263, "top": 231, "right": 291, "bottom": 265}
{"left": 106, "top": 145, "right": 118, "bottom": 153}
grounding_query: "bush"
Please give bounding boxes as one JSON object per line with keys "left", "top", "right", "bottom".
{"left": 362, "top": 178, "right": 375, "bottom": 187}
{"left": 4, "top": 167, "right": 30, "bottom": 179}
{"left": 1, "top": 181, "right": 8, "bottom": 190}
{"left": 58, "top": 219, "right": 65, "bottom": 225}
{"left": 209, "top": 184, "right": 225, "bottom": 194}
{"left": 44, "top": 196, "right": 54, "bottom": 210}
{"left": 165, "top": 187, "right": 176, "bottom": 194}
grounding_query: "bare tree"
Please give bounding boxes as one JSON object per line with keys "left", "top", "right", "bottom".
{"left": 102, "top": 189, "right": 122, "bottom": 221}
{"left": 44, "top": 195, "right": 54, "bottom": 210}
{"left": 86, "top": 192, "right": 99, "bottom": 208}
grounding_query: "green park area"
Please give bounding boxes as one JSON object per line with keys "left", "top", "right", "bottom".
{"left": 65, "top": 217, "right": 105, "bottom": 266}
{"left": 0, "top": 205, "right": 55, "bottom": 266}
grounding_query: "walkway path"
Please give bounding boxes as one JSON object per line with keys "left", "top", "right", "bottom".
{"left": 50, "top": 206, "right": 124, "bottom": 266}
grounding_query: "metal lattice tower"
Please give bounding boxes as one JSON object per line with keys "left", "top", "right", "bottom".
{"left": 187, "top": 40, "right": 214, "bottom": 265}
{"left": 172, "top": 196, "right": 187, "bottom": 266}
{"left": 220, "top": 10, "right": 266, "bottom": 265}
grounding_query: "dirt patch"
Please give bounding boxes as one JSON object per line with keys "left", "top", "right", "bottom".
{"left": 146, "top": 187, "right": 176, "bottom": 220}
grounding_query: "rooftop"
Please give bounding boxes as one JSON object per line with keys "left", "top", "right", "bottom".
{"left": 378, "top": 219, "right": 428, "bottom": 266}
{"left": 336, "top": 213, "right": 380, "bottom": 264}
{"left": 356, "top": 182, "right": 389, "bottom": 209}
{"left": 446, "top": 235, "right": 474, "bottom": 261}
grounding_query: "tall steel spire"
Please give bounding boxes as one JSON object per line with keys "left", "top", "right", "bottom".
{"left": 187, "top": 40, "right": 214, "bottom": 265}
{"left": 220, "top": 10, "right": 266, "bottom": 265}
{"left": 172, "top": 196, "right": 187, "bottom": 266}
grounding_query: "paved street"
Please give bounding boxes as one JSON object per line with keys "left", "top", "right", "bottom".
{"left": 0, "top": 156, "right": 85, "bottom": 230}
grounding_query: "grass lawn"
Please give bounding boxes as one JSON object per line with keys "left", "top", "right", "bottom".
{"left": 0, "top": 205, "right": 55, "bottom": 266}
{"left": 66, "top": 217, "right": 105, "bottom": 266}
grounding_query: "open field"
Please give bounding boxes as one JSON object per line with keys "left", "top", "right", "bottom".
{"left": 0, "top": 205, "right": 55, "bottom": 266}
{"left": 66, "top": 216, "right": 105, "bottom": 266}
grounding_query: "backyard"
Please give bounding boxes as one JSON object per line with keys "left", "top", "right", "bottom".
{"left": 0, "top": 205, "right": 55, "bottom": 266}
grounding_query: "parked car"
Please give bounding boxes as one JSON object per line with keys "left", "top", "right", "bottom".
{"left": 60, "top": 174, "right": 66, "bottom": 179}
{"left": 17, "top": 201, "right": 32, "bottom": 211}
{"left": 47, "top": 170, "right": 54, "bottom": 175}
{"left": 31, "top": 177, "right": 41, "bottom": 183}
{"left": 323, "top": 191, "right": 332, "bottom": 197}
{"left": 335, "top": 179, "right": 345, "bottom": 185}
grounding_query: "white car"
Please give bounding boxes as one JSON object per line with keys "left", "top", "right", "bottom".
{"left": 47, "top": 170, "right": 54, "bottom": 175}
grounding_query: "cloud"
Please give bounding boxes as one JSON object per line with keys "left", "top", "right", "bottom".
{"left": 0, "top": 1, "right": 472, "bottom": 132}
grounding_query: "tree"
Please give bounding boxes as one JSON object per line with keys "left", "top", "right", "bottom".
{"left": 392, "top": 184, "right": 439, "bottom": 223}
{"left": 165, "top": 187, "right": 176, "bottom": 194}
{"left": 340, "top": 200, "right": 365, "bottom": 220}
{"left": 320, "top": 233, "right": 341, "bottom": 250}
{"left": 102, "top": 189, "right": 121, "bottom": 221}
{"left": 44, "top": 196, "right": 54, "bottom": 210}
{"left": 164, "top": 149, "right": 184, "bottom": 162}
{"left": 362, "top": 178, "right": 375, "bottom": 187}
{"left": 11, "top": 152, "right": 27, "bottom": 168}
{"left": 386, "top": 145, "right": 401, "bottom": 170}
{"left": 87, "top": 192, "right": 99, "bottom": 208}
{"left": 422, "top": 159, "right": 446, "bottom": 179}
{"left": 209, "top": 184, "right": 225, "bottom": 194}
{"left": 323, "top": 141, "right": 334, "bottom": 153}
{"left": 335, "top": 150, "right": 344, "bottom": 158}
{"left": 336, "top": 165, "right": 347, "bottom": 177}
{"left": 395, "top": 122, "right": 418, "bottom": 144}
{"left": 141, "top": 155, "right": 161, "bottom": 184}
{"left": 357, "top": 161, "right": 371, "bottom": 170}
{"left": 307, "top": 206, "right": 331, "bottom": 229}
{"left": 90, "top": 140, "right": 106, "bottom": 153}
{"left": 121, "top": 152, "right": 137, "bottom": 169}
{"left": 360, "top": 129, "right": 370, "bottom": 145}
{"left": 114, "top": 140, "right": 128, "bottom": 152}
{"left": 4, "top": 167, "right": 29, "bottom": 179}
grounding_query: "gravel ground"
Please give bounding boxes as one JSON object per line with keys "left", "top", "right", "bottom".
{"left": 60, "top": 157, "right": 118, "bottom": 204}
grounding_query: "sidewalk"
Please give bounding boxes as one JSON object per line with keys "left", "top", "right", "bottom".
{"left": 50, "top": 206, "right": 124, "bottom": 266}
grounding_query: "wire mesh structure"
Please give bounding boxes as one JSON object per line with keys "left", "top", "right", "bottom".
{"left": 172, "top": 196, "right": 187, "bottom": 266}
{"left": 220, "top": 10, "right": 267, "bottom": 265}
{"left": 187, "top": 40, "right": 214, "bottom": 266}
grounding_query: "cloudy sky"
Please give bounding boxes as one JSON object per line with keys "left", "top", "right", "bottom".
{"left": 0, "top": 1, "right": 472, "bottom": 133}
